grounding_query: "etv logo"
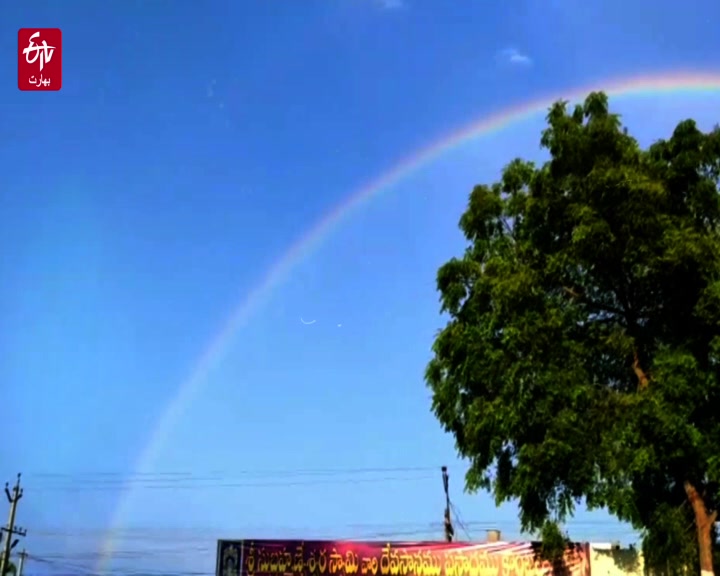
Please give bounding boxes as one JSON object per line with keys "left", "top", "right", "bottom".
{"left": 18, "top": 28, "right": 62, "bottom": 91}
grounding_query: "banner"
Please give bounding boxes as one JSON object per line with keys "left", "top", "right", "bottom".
{"left": 216, "top": 540, "right": 591, "bottom": 576}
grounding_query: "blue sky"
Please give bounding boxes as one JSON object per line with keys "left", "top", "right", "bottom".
{"left": 1, "top": 0, "right": 720, "bottom": 575}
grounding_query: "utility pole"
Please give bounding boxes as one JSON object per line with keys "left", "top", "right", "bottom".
{"left": 16, "top": 550, "right": 26, "bottom": 576}
{"left": 441, "top": 466, "right": 454, "bottom": 543}
{"left": 0, "top": 475, "right": 26, "bottom": 576}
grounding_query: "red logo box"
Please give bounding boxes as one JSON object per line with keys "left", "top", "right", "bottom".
{"left": 18, "top": 28, "right": 62, "bottom": 91}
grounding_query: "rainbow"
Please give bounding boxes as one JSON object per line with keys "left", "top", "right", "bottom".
{"left": 98, "top": 70, "right": 720, "bottom": 573}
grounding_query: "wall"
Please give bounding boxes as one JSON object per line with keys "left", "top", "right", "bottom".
{"left": 590, "top": 544, "right": 644, "bottom": 576}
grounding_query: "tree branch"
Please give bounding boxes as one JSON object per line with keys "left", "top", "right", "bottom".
{"left": 684, "top": 481, "right": 717, "bottom": 525}
{"left": 633, "top": 349, "right": 650, "bottom": 390}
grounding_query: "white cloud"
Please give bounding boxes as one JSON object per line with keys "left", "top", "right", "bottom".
{"left": 497, "top": 48, "right": 532, "bottom": 66}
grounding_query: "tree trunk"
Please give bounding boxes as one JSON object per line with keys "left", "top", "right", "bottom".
{"left": 685, "top": 481, "right": 717, "bottom": 576}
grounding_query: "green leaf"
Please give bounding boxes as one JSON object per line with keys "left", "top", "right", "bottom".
{"left": 427, "top": 92, "right": 720, "bottom": 573}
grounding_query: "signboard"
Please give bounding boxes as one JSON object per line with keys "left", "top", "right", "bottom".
{"left": 216, "top": 540, "right": 591, "bottom": 576}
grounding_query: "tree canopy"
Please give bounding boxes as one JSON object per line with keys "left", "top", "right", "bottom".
{"left": 0, "top": 557, "right": 15, "bottom": 576}
{"left": 426, "top": 92, "right": 720, "bottom": 575}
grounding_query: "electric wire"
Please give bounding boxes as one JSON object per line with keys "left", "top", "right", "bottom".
{"left": 449, "top": 502, "right": 471, "bottom": 541}
{"left": 27, "top": 519, "right": 637, "bottom": 543}
{"left": 29, "top": 554, "right": 100, "bottom": 576}
{"left": 25, "top": 466, "right": 441, "bottom": 480}
{"left": 23, "top": 523, "right": 641, "bottom": 576}
{"left": 20, "top": 467, "right": 444, "bottom": 493}
{"left": 23, "top": 475, "right": 437, "bottom": 492}
{"left": 17, "top": 467, "right": 641, "bottom": 575}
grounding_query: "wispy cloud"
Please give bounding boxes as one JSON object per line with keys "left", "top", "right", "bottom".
{"left": 497, "top": 48, "right": 533, "bottom": 66}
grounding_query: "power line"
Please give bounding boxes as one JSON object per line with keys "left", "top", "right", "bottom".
{"left": 26, "top": 529, "right": 644, "bottom": 576}
{"left": 22, "top": 474, "right": 437, "bottom": 493}
{"left": 24, "top": 466, "right": 443, "bottom": 480}
{"left": 20, "top": 467, "right": 445, "bottom": 493}
{"left": 30, "top": 554, "right": 103, "bottom": 576}
{"left": 450, "top": 501, "right": 471, "bottom": 541}
{"left": 27, "top": 518, "right": 637, "bottom": 543}
{"left": 23, "top": 517, "right": 641, "bottom": 573}
{"left": 24, "top": 524, "right": 642, "bottom": 576}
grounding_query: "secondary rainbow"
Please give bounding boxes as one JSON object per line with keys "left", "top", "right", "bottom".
{"left": 98, "top": 70, "right": 720, "bottom": 573}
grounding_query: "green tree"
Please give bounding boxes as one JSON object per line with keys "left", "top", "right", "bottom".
{"left": 426, "top": 92, "right": 720, "bottom": 575}
{"left": 0, "top": 557, "right": 15, "bottom": 576}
